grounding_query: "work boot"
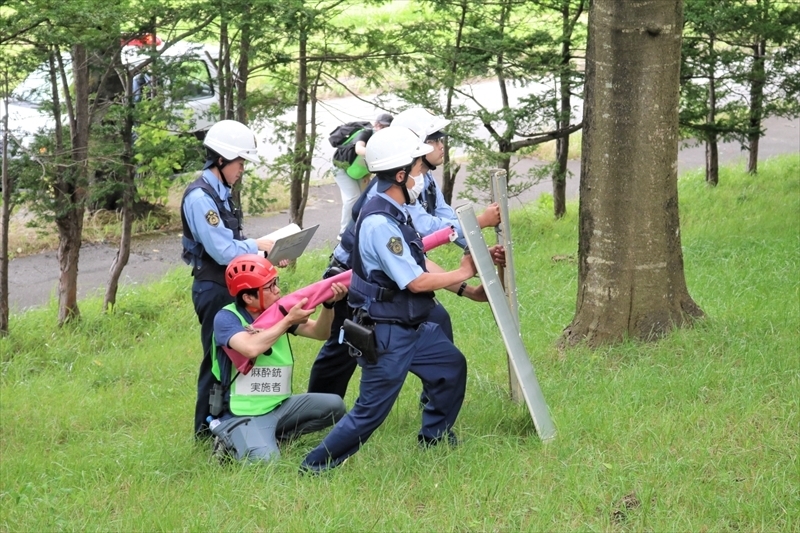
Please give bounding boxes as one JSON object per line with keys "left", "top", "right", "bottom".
{"left": 418, "top": 430, "right": 459, "bottom": 449}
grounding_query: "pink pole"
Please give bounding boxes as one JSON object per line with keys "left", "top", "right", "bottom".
{"left": 223, "top": 227, "right": 457, "bottom": 374}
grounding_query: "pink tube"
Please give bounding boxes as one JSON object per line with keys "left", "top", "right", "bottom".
{"left": 224, "top": 226, "right": 456, "bottom": 373}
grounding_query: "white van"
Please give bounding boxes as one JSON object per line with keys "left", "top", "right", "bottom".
{"left": 3, "top": 37, "right": 220, "bottom": 149}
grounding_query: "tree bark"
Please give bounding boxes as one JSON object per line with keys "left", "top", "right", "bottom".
{"left": 54, "top": 43, "right": 91, "bottom": 325}
{"left": 1, "top": 74, "right": 10, "bottom": 336}
{"left": 441, "top": 0, "right": 468, "bottom": 206}
{"left": 747, "top": 38, "right": 766, "bottom": 174}
{"left": 553, "top": 1, "right": 578, "bottom": 219}
{"left": 104, "top": 71, "right": 135, "bottom": 312}
{"left": 289, "top": 29, "right": 309, "bottom": 227}
{"left": 236, "top": 8, "right": 251, "bottom": 125}
{"left": 561, "top": 0, "right": 703, "bottom": 347}
{"left": 705, "top": 33, "right": 719, "bottom": 186}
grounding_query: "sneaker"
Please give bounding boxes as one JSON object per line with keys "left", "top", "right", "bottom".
{"left": 210, "top": 437, "right": 234, "bottom": 465}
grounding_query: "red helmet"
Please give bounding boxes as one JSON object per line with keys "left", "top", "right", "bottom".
{"left": 225, "top": 255, "right": 278, "bottom": 297}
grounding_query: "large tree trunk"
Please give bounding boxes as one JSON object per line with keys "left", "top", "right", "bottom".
{"left": 561, "top": 0, "right": 703, "bottom": 347}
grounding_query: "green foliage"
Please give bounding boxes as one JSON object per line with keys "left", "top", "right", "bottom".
{"left": 681, "top": 0, "right": 800, "bottom": 146}
{"left": 1, "top": 155, "right": 798, "bottom": 530}
{"left": 391, "top": 0, "right": 586, "bottom": 202}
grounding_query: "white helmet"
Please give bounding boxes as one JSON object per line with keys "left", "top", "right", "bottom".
{"left": 203, "top": 120, "right": 259, "bottom": 163}
{"left": 391, "top": 107, "right": 450, "bottom": 140}
{"left": 365, "top": 127, "right": 433, "bottom": 172}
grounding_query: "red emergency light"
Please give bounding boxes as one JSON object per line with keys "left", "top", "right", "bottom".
{"left": 122, "top": 34, "right": 163, "bottom": 47}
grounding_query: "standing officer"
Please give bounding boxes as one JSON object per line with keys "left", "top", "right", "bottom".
{"left": 307, "top": 108, "right": 502, "bottom": 399}
{"left": 181, "top": 119, "right": 276, "bottom": 440}
{"left": 301, "top": 127, "right": 478, "bottom": 473}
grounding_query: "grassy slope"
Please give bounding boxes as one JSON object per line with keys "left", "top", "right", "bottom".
{"left": 1, "top": 155, "right": 798, "bottom": 531}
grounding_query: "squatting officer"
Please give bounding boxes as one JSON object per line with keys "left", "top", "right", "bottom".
{"left": 301, "top": 127, "right": 478, "bottom": 473}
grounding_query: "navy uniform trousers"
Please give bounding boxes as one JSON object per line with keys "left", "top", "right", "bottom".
{"left": 301, "top": 320, "right": 466, "bottom": 471}
{"left": 307, "top": 299, "right": 454, "bottom": 398}
{"left": 192, "top": 279, "right": 234, "bottom": 439}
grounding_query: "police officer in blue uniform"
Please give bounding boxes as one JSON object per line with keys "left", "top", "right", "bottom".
{"left": 301, "top": 127, "right": 480, "bottom": 473}
{"left": 307, "top": 108, "right": 503, "bottom": 399}
{"left": 181, "top": 119, "right": 278, "bottom": 440}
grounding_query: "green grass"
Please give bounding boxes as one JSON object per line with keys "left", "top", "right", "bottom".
{"left": 1, "top": 155, "right": 798, "bottom": 531}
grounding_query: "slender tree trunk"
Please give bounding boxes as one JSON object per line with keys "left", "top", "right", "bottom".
{"left": 236, "top": 9, "right": 250, "bottom": 124}
{"left": 1, "top": 74, "right": 10, "bottom": 335}
{"left": 289, "top": 30, "right": 308, "bottom": 227}
{"left": 54, "top": 43, "right": 91, "bottom": 325}
{"left": 218, "top": 20, "right": 229, "bottom": 120}
{"left": 441, "top": 0, "right": 468, "bottom": 205}
{"left": 705, "top": 33, "right": 719, "bottom": 186}
{"left": 495, "top": 1, "right": 513, "bottom": 179}
{"left": 553, "top": 2, "right": 574, "bottom": 219}
{"left": 561, "top": 0, "right": 703, "bottom": 347}
{"left": 104, "top": 73, "right": 135, "bottom": 311}
{"left": 747, "top": 38, "right": 766, "bottom": 174}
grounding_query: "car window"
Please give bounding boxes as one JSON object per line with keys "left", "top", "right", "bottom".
{"left": 168, "top": 60, "right": 214, "bottom": 100}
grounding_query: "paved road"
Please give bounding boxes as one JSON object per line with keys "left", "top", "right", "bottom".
{"left": 7, "top": 116, "right": 799, "bottom": 312}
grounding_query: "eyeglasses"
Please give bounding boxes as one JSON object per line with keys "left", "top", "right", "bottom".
{"left": 263, "top": 278, "right": 280, "bottom": 292}
{"left": 426, "top": 138, "right": 445, "bottom": 145}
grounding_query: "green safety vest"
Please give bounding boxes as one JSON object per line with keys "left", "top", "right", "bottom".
{"left": 211, "top": 303, "right": 293, "bottom": 416}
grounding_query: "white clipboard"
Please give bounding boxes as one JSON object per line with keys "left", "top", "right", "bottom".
{"left": 262, "top": 224, "right": 319, "bottom": 262}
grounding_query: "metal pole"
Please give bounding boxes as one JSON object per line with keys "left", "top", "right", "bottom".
{"left": 457, "top": 204, "right": 556, "bottom": 441}
{"left": 490, "top": 169, "right": 522, "bottom": 403}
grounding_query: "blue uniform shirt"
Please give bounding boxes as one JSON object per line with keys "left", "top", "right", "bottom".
{"left": 182, "top": 170, "right": 258, "bottom": 266}
{"left": 357, "top": 193, "right": 424, "bottom": 290}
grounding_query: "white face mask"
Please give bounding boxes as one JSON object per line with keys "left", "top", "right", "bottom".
{"left": 407, "top": 175, "right": 425, "bottom": 204}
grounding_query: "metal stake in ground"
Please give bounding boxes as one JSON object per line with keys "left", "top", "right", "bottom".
{"left": 456, "top": 204, "right": 556, "bottom": 441}
{"left": 490, "top": 169, "right": 522, "bottom": 403}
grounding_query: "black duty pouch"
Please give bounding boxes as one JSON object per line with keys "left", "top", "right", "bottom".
{"left": 323, "top": 265, "right": 345, "bottom": 280}
{"left": 340, "top": 319, "right": 379, "bottom": 364}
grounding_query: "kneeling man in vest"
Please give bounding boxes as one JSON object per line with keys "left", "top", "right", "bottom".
{"left": 210, "top": 254, "right": 347, "bottom": 462}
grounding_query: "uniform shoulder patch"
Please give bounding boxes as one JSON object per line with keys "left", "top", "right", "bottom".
{"left": 205, "top": 210, "right": 220, "bottom": 227}
{"left": 386, "top": 236, "right": 403, "bottom": 255}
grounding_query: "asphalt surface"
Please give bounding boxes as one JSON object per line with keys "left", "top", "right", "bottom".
{"left": 7, "top": 116, "right": 799, "bottom": 312}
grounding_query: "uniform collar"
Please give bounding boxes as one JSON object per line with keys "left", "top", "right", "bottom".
{"left": 377, "top": 192, "right": 409, "bottom": 222}
{"left": 202, "top": 169, "right": 230, "bottom": 201}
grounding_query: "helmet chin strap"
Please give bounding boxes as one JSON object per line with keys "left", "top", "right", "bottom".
{"left": 398, "top": 163, "right": 414, "bottom": 204}
{"left": 205, "top": 157, "right": 233, "bottom": 187}
{"left": 423, "top": 156, "right": 437, "bottom": 171}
